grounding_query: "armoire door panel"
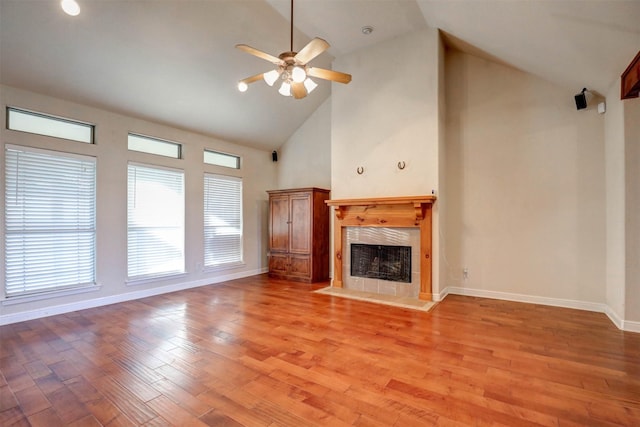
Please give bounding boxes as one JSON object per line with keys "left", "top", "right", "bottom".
{"left": 269, "top": 195, "right": 290, "bottom": 252}
{"left": 289, "top": 194, "right": 311, "bottom": 254}
{"left": 289, "top": 255, "right": 310, "bottom": 278}
{"left": 268, "top": 253, "right": 288, "bottom": 275}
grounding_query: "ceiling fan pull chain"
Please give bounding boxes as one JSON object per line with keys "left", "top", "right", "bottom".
{"left": 290, "top": 0, "right": 294, "bottom": 52}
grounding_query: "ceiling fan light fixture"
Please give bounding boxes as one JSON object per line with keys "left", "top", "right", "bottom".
{"left": 278, "top": 81, "right": 291, "bottom": 97}
{"left": 61, "top": 0, "right": 80, "bottom": 16}
{"left": 303, "top": 78, "right": 317, "bottom": 94}
{"left": 263, "top": 69, "right": 280, "bottom": 86}
{"left": 291, "top": 66, "right": 306, "bottom": 83}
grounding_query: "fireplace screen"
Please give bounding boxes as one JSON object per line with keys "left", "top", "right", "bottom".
{"left": 350, "top": 244, "right": 411, "bottom": 283}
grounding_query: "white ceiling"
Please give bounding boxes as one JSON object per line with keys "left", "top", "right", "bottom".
{"left": 1, "top": 0, "right": 638, "bottom": 151}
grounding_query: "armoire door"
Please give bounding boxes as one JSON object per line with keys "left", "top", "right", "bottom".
{"left": 289, "top": 193, "right": 311, "bottom": 254}
{"left": 269, "top": 194, "right": 290, "bottom": 253}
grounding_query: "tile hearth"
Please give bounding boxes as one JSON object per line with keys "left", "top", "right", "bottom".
{"left": 314, "top": 286, "right": 436, "bottom": 312}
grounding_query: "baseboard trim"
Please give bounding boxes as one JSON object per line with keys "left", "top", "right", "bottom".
{"left": 443, "top": 286, "right": 606, "bottom": 312}
{"left": 623, "top": 320, "right": 640, "bottom": 333}
{"left": 603, "top": 305, "right": 625, "bottom": 330}
{"left": 440, "top": 286, "right": 637, "bottom": 333}
{"left": 0, "top": 268, "right": 267, "bottom": 326}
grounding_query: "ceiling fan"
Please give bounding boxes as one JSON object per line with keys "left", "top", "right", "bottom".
{"left": 236, "top": 0, "right": 352, "bottom": 99}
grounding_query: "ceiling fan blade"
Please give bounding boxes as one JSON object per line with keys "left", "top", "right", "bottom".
{"left": 235, "top": 44, "right": 282, "bottom": 64}
{"left": 294, "top": 38, "right": 330, "bottom": 65}
{"left": 239, "top": 73, "right": 265, "bottom": 85}
{"left": 291, "top": 82, "right": 307, "bottom": 99}
{"left": 307, "top": 67, "right": 352, "bottom": 84}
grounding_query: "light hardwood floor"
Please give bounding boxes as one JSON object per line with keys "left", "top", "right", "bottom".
{"left": 1, "top": 274, "right": 639, "bottom": 426}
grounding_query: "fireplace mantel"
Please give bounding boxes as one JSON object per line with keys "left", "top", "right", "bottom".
{"left": 326, "top": 196, "right": 436, "bottom": 301}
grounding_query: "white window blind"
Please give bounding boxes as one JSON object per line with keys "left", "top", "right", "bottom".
{"left": 204, "top": 174, "right": 243, "bottom": 268}
{"left": 127, "top": 163, "right": 184, "bottom": 279}
{"left": 4, "top": 146, "right": 96, "bottom": 297}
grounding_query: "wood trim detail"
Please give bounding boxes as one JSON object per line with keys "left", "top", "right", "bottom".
{"left": 325, "top": 196, "right": 436, "bottom": 301}
{"left": 621, "top": 50, "right": 640, "bottom": 100}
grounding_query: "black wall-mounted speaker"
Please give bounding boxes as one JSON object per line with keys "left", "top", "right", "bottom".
{"left": 272, "top": 150, "right": 278, "bottom": 162}
{"left": 575, "top": 91, "right": 587, "bottom": 110}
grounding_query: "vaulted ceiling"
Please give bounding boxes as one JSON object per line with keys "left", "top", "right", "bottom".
{"left": 1, "top": 0, "right": 638, "bottom": 151}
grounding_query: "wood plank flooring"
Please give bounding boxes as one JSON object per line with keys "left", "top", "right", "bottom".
{"left": 1, "top": 274, "right": 639, "bottom": 426}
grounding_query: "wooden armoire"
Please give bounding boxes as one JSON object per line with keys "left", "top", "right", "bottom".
{"left": 267, "top": 188, "right": 330, "bottom": 283}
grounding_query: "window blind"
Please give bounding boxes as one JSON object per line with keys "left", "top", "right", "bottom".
{"left": 127, "top": 163, "right": 184, "bottom": 279}
{"left": 204, "top": 174, "right": 243, "bottom": 267}
{"left": 4, "top": 146, "right": 96, "bottom": 297}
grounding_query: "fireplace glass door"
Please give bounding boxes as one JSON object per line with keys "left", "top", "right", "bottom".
{"left": 350, "top": 244, "right": 411, "bottom": 283}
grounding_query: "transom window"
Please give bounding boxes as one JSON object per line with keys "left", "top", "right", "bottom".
{"left": 204, "top": 149, "right": 240, "bottom": 169}
{"left": 7, "top": 107, "right": 94, "bottom": 144}
{"left": 128, "top": 133, "right": 182, "bottom": 159}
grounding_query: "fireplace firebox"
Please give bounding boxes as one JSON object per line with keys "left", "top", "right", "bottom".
{"left": 350, "top": 244, "right": 411, "bottom": 283}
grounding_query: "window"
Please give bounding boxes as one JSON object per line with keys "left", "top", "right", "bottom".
{"left": 128, "top": 133, "right": 181, "bottom": 159}
{"left": 204, "top": 174, "right": 243, "bottom": 268}
{"left": 127, "top": 163, "right": 184, "bottom": 279}
{"left": 204, "top": 149, "right": 240, "bottom": 169}
{"left": 7, "top": 107, "right": 94, "bottom": 144}
{"left": 4, "top": 145, "right": 96, "bottom": 297}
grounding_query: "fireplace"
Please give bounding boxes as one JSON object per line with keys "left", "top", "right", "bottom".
{"left": 326, "top": 195, "right": 436, "bottom": 301}
{"left": 344, "top": 226, "right": 420, "bottom": 296}
{"left": 351, "top": 244, "right": 412, "bottom": 283}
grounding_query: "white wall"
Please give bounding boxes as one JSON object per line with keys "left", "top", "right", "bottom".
{"left": 624, "top": 97, "right": 640, "bottom": 323}
{"left": 444, "top": 50, "right": 606, "bottom": 307}
{"left": 437, "top": 33, "right": 447, "bottom": 301}
{"left": 0, "top": 85, "right": 277, "bottom": 324}
{"left": 604, "top": 79, "right": 626, "bottom": 323}
{"left": 331, "top": 28, "right": 441, "bottom": 200}
{"left": 276, "top": 97, "right": 331, "bottom": 190}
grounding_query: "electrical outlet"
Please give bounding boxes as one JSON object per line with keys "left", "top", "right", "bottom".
{"left": 463, "top": 268, "right": 468, "bottom": 279}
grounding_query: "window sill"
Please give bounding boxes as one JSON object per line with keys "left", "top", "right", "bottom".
{"left": 2, "top": 283, "right": 101, "bottom": 306}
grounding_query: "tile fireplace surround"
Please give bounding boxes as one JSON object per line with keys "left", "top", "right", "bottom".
{"left": 345, "top": 227, "right": 420, "bottom": 297}
{"left": 325, "top": 196, "right": 436, "bottom": 301}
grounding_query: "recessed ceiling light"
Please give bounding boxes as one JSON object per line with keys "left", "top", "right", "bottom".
{"left": 361, "top": 26, "right": 373, "bottom": 35}
{"left": 61, "top": 0, "right": 80, "bottom": 17}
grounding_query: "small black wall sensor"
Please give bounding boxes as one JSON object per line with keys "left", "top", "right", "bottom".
{"left": 272, "top": 150, "right": 278, "bottom": 162}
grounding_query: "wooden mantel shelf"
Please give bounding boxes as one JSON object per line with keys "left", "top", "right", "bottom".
{"left": 326, "top": 195, "right": 436, "bottom": 206}
{"left": 326, "top": 195, "right": 436, "bottom": 222}
{"left": 325, "top": 195, "right": 437, "bottom": 301}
